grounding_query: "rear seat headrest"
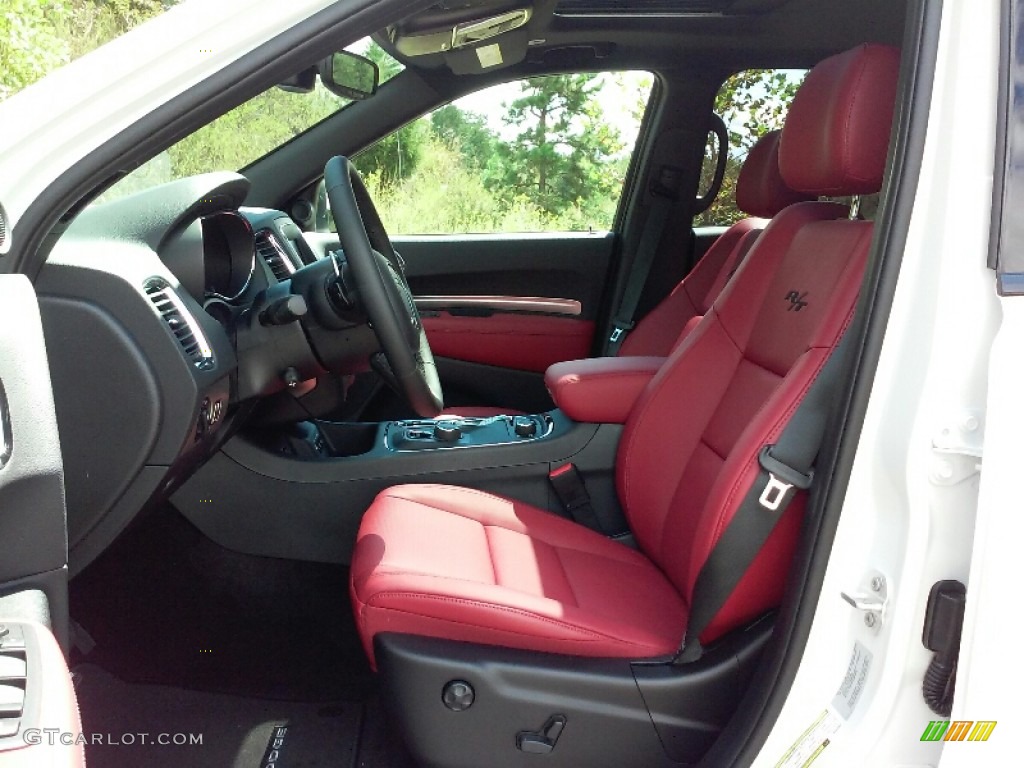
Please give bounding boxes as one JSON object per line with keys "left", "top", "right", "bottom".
{"left": 735, "top": 130, "right": 814, "bottom": 218}
{"left": 780, "top": 43, "right": 901, "bottom": 196}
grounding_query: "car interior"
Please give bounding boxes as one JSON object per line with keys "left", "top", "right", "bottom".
{"left": 0, "top": 0, "right": 924, "bottom": 766}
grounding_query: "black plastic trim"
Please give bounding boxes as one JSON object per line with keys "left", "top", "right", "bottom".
{"left": 376, "top": 619, "right": 772, "bottom": 767}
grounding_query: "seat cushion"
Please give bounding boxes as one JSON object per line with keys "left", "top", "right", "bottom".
{"left": 351, "top": 484, "right": 687, "bottom": 667}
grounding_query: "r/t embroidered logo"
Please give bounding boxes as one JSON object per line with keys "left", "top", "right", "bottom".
{"left": 784, "top": 290, "right": 809, "bottom": 311}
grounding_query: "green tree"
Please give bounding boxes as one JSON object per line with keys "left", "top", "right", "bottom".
{"left": 429, "top": 105, "right": 497, "bottom": 169}
{"left": 354, "top": 119, "right": 429, "bottom": 183}
{"left": 1, "top": 0, "right": 70, "bottom": 101}
{"left": 1, "top": 0, "right": 178, "bottom": 101}
{"left": 167, "top": 87, "right": 348, "bottom": 177}
{"left": 493, "top": 74, "right": 624, "bottom": 217}
{"left": 697, "top": 69, "right": 805, "bottom": 226}
{"left": 363, "top": 39, "right": 403, "bottom": 84}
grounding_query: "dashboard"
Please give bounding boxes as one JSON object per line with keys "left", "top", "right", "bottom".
{"left": 36, "top": 173, "right": 332, "bottom": 575}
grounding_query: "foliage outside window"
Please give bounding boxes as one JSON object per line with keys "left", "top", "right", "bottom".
{"left": 2, "top": 0, "right": 180, "bottom": 100}
{"left": 354, "top": 71, "right": 654, "bottom": 235}
{"left": 103, "top": 41, "right": 402, "bottom": 200}
{"left": 2, "top": 1, "right": 404, "bottom": 202}
{"left": 695, "top": 69, "right": 807, "bottom": 227}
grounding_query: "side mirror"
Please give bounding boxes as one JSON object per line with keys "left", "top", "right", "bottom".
{"left": 320, "top": 51, "right": 379, "bottom": 101}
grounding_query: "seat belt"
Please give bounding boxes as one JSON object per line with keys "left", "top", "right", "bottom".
{"left": 606, "top": 165, "right": 682, "bottom": 355}
{"left": 675, "top": 335, "right": 852, "bottom": 663}
{"left": 549, "top": 463, "right": 617, "bottom": 534}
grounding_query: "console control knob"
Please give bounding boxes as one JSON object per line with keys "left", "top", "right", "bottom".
{"left": 513, "top": 416, "right": 538, "bottom": 438}
{"left": 433, "top": 422, "right": 462, "bottom": 442}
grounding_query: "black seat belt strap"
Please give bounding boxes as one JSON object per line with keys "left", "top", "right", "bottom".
{"left": 607, "top": 165, "right": 682, "bottom": 355}
{"left": 549, "top": 463, "right": 607, "bottom": 533}
{"left": 676, "top": 335, "right": 852, "bottom": 663}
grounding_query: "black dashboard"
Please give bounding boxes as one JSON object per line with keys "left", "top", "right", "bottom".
{"left": 37, "top": 172, "right": 327, "bottom": 575}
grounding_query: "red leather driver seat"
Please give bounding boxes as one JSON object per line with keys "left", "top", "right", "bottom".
{"left": 351, "top": 44, "right": 901, "bottom": 667}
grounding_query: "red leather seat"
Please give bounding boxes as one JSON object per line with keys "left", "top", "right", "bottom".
{"left": 351, "top": 44, "right": 901, "bottom": 667}
{"left": 438, "top": 128, "right": 810, "bottom": 419}
{"left": 618, "top": 128, "right": 812, "bottom": 358}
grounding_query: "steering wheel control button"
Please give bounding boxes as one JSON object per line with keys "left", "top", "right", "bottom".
{"left": 433, "top": 422, "right": 462, "bottom": 443}
{"left": 442, "top": 680, "right": 475, "bottom": 711}
{"left": 513, "top": 416, "right": 538, "bottom": 438}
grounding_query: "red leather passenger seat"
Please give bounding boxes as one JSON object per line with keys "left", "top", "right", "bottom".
{"left": 436, "top": 128, "right": 810, "bottom": 419}
{"left": 351, "top": 44, "right": 901, "bottom": 667}
{"left": 619, "top": 128, "right": 812, "bottom": 358}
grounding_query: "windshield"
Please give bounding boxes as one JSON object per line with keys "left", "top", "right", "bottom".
{"left": 97, "top": 38, "right": 403, "bottom": 202}
{"left": 0, "top": 3, "right": 403, "bottom": 202}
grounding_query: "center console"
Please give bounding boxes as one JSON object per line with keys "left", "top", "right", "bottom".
{"left": 388, "top": 413, "right": 551, "bottom": 452}
{"left": 270, "top": 412, "right": 563, "bottom": 460}
{"left": 175, "top": 408, "right": 629, "bottom": 566}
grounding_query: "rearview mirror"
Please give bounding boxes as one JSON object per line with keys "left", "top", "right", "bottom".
{"left": 277, "top": 67, "right": 317, "bottom": 94}
{"left": 320, "top": 51, "right": 379, "bottom": 100}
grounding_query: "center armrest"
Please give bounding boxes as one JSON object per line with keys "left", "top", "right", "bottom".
{"left": 544, "top": 356, "right": 665, "bottom": 424}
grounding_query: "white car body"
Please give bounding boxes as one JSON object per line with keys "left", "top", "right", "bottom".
{"left": 0, "top": 0, "right": 1013, "bottom": 765}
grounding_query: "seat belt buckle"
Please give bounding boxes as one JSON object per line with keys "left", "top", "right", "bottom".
{"left": 549, "top": 463, "right": 592, "bottom": 514}
{"left": 756, "top": 445, "right": 813, "bottom": 511}
{"left": 608, "top": 319, "right": 635, "bottom": 345}
{"left": 758, "top": 474, "right": 793, "bottom": 511}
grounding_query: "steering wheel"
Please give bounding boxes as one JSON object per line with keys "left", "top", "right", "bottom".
{"left": 323, "top": 156, "right": 443, "bottom": 417}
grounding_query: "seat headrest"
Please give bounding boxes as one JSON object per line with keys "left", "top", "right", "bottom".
{"left": 780, "top": 44, "right": 901, "bottom": 196}
{"left": 735, "top": 130, "right": 814, "bottom": 218}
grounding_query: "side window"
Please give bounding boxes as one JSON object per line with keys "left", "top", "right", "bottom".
{"left": 695, "top": 69, "right": 808, "bottom": 227}
{"left": 353, "top": 72, "right": 654, "bottom": 234}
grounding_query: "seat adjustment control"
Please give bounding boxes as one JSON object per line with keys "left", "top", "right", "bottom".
{"left": 442, "top": 679, "right": 474, "bottom": 711}
{"left": 516, "top": 714, "right": 567, "bottom": 754}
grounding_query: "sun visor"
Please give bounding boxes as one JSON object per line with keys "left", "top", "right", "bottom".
{"left": 443, "top": 28, "right": 529, "bottom": 74}
{"left": 385, "top": 1, "right": 556, "bottom": 74}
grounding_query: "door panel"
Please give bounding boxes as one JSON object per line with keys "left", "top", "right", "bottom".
{"left": 396, "top": 231, "right": 614, "bottom": 320}
{"left": 422, "top": 312, "right": 595, "bottom": 373}
{"left": 395, "top": 232, "right": 614, "bottom": 408}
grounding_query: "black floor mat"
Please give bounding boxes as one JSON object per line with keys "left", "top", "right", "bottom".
{"left": 74, "top": 664, "right": 361, "bottom": 768}
{"left": 70, "top": 505, "right": 374, "bottom": 702}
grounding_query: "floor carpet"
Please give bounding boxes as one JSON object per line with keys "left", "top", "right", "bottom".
{"left": 74, "top": 664, "right": 363, "bottom": 767}
{"left": 69, "top": 505, "right": 374, "bottom": 702}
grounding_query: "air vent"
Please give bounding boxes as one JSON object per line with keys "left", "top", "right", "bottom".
{"left": 255, "top": 229, "right": 297, "bottom": 282}
{"left": 144, "top": 278, "right": 214, "bottom": 370}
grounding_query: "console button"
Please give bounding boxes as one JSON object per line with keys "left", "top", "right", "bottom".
{"left": 513, "top": 416, "right": 538, "bottom": 438}
{"left": 433, "top": 422, "right": 462, "bottom": 443}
